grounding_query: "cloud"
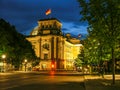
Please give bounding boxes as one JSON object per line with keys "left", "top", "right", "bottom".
{"left": 62, "top": 28, "right": 69, "bottom": 32}
{"left": 62, "top": 22, "right": 88, "bottom": 34}
{"left": 0, "top": 0, "right": 88, "bottom": 35}
{"left": 72, "top": 25, "right": 80, "bottom": 29}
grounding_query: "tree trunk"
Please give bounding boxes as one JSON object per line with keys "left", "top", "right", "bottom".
{"left": 112, "top": 48, "right": 115, "bottom": 84}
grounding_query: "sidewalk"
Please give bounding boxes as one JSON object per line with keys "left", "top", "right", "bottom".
{"left": 0, "top": 70, "right": 82, "bottom": 76}
{"left": 0, "top": 71, "right": 34, "bottom": 75}
{"left": 84, "top": 75, "right": 120, "bottom": 90}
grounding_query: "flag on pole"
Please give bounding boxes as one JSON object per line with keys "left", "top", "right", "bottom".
{"left": 78, "top": 34, "right": 81, "bottom": 38}
{"left": 45, "top": 9, "right": 51, "bottom": 15}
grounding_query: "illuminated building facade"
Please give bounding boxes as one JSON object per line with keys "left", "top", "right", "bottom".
{"left": 26, "top": 18, "right": 83, "bottom": 70}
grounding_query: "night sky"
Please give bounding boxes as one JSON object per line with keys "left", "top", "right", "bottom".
{"left": 0, "top": 0, "right": 88, "bottom": 37}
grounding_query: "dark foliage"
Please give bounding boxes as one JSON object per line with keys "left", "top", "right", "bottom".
{"left": 0, "top": 18, "right": 37, "bottom": 68}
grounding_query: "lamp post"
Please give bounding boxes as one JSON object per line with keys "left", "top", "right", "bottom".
{"left": 2, "top": 54, "right": 6, "bottom": 72}
{"left": 24, "top": 59, "right": 27, "bottom": 71}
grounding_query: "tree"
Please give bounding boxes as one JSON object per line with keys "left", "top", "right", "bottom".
{"left": 74, "top": 47, "right": 85, "bottom": 72}
{"left": 0, "top": 18, "right": 37, "bottom": 69}
{"left": 32, "top": 57, "right": 40, "bottom": 67}
{"left": 74, "top": 58, "right": 83, "bottom": 68}
{"left": 77, "top": 0, "right": 120, "bottom": 84}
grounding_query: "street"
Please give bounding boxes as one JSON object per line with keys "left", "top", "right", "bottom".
{"left": 0, "top": 71, "right": 85, "bottom": 90}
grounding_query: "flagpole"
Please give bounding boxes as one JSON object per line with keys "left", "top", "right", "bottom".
{"left": 49, "top": 13, "right": 52, "bottom": 19}
{"left": 49, "top": 8, "right": 52, "bottom": 19}
{"left": 78, "top": 34, "right": 81, "bottom": 39}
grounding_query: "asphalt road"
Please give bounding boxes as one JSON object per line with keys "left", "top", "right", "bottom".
{"left": 0, "top": 71, "right": 85, "bottom": 90}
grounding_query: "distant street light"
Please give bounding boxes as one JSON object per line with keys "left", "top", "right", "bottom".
{"left": 24, "top": 59, "right": 27, "bottom": 71}
{"left": 2, "top": 54, "right": 6, "bottom": 59}
{"left": 2, "top": 54, "right": 6, "bottom": 72}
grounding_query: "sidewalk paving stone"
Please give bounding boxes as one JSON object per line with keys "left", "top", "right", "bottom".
{"left": 84, "top": 75, "right": 120, "bottom": 90}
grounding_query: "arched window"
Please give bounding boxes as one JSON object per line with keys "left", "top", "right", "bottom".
{"left": 42, "top": 25, "right": 44, "bottom": 28}
{"left": 42, "top": 43, "right": 49, "bottom": 50}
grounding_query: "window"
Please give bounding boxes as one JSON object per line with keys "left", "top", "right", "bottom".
{"left": 49, "top": 25, "right": 52, "bottom": 28}
{"left": 42, "top": 25, "right": 44, "bottom": 28}
{"left": 44, "top": 54, "right": 48, "bottom": 59}
{"left": 43, "top": 43, "right": 49, "bottom": 50}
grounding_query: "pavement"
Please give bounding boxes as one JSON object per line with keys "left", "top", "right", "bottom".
{"left": 84, "top": 74, "right": 120, "bottom": 90}
{"left": 0, "top": 71, "right": 120, "bottom": 90}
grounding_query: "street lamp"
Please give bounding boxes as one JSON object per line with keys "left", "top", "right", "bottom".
{"left": 24, "top": 59, "right": 27, "bottom": 71}
{"left": 2, "top": 55, "right": 6, "bottom": 59}
{"left": 2, "top": 54, "right": 6, "bottom": 72}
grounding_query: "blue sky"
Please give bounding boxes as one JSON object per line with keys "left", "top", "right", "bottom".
{"left": 0, "top": 0, "right": 88, "bottom": 37}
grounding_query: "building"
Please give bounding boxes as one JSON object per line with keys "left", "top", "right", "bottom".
{"left": 26, "top": 18, "right": 83, "bottom": 70}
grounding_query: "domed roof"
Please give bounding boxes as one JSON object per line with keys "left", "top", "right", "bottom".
{"left": 30, "top": 26, "right": 39, "bottom": 35}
